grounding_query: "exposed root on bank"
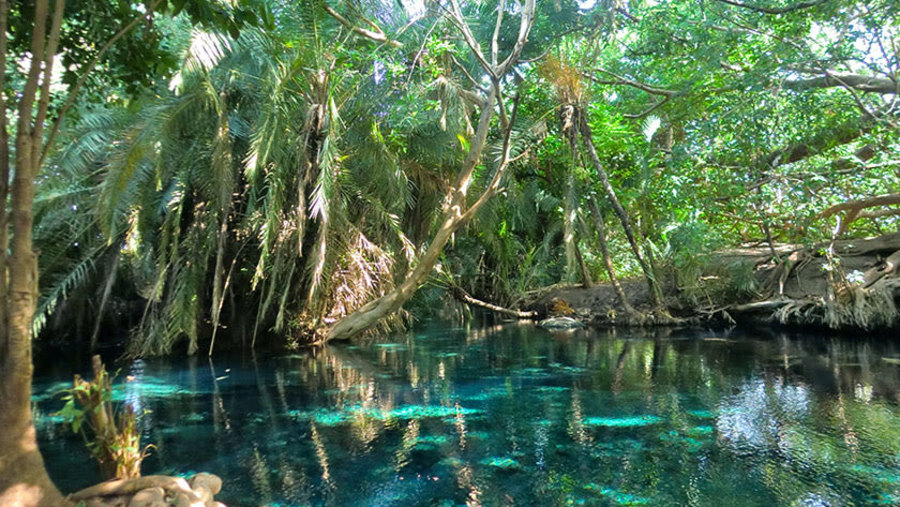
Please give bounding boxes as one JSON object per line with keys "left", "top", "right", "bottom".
{"left": 69, "top": 473, "right": 223, "bottom": 507}
{"left": 773, "top": 277, "right": 900, "bottom": 330}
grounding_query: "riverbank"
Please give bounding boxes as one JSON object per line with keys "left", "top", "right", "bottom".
{"left": 525, "top": 233, "right": 900, "bottom": 333}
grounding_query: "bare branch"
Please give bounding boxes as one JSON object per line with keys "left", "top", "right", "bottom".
{"left": 495, "top": 0, "right": 535, "bottom": 76}
{"left": 584, "top": 69, "right": 677, "bottom": 97}
{"left": 491, "top": 0, "right": 506, "bottom": 67}
{"left": 450, "top": 54, "right": 488, "bottom": 93}
{"left": 447, "top": 0, "right": 493, "bottom": 75}
{"left": 40, "top": 0, "right": 165, "bottom": 166}
{"left": 624, "top": 96, "right": 671, "bottom": 119}
{"left": 450, "top": 285, "right": 536, "bottom": 318}
{"left": 323, "top": 4, "right": 401, "bottom": 48}
{"left": 816, "top": 193, "right": 900, "bottom": 221}
{"left": 785, "top": 73, "right": 899, "bottom": 94}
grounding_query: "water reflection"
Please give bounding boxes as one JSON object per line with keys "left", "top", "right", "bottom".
{"left": 34, "top": 324, "right": 900, "bottom": 506}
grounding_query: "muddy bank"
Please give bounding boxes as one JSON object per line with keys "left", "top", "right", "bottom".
{"left": 523, "top": 233, "right": 900, "bottom": 332}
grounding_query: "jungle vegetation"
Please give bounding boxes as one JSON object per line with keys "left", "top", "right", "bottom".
{"left": 1, "top": 0, "right": 899, "bottom": 503}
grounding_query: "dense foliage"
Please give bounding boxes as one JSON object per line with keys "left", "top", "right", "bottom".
{"left": 18, "top": 0, "right": 900, "bottom": 355}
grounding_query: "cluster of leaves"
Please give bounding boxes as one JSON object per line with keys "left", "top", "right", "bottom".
{"left": 31, "top": 0, "right": 900, "bottom": 353}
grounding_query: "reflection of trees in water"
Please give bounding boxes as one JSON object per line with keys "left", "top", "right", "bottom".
{"left": 34, "top": 327, "right": 900, "bottom": 504}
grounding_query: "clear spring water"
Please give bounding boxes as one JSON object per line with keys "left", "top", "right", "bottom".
{"left": 33, "top": 323, "right": 900, "bottom": 506}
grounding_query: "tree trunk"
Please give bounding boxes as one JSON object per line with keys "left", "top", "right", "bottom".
{"left": 1, "top": 79, "right": 67, "bottom": 507}
{"left": 1, "top": 0, "right": 68, "bottom": 503}
{"left": 326, "top": 28, "right": 531, "bottom": 343}
{"left": 587, "top": 196, "right": 634, "bottom": 312}
{"left": 563, "top": 169, "right": 578, "bottom": 283}
{"left": 578, "top": 108, "right": 665, "bottom": 310}
{"left": 0, "top": 0, "right": 9, "bottom": 357}
{"left": 326, "top": 200, "right": 474, "bottom": 341}
{"left": 573, "top": 234, "right": 593, "bottom": 288}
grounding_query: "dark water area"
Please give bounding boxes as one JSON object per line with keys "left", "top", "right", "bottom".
{"left": 33, "top": 323, "right": 900, "bottom": 506}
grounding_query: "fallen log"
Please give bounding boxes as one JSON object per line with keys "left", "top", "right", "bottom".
{"left": 450, "top": 286, "right": 537, "bottom": 319}
{"left": 729, "top": 299, "right": 791, "bottom": 313}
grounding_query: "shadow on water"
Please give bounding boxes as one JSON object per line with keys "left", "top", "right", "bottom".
{"left": 33, "top": 322, "right": 900, "bottom": 506}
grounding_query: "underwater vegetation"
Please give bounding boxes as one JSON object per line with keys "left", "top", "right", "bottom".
{"left": 583, "top": 415, "right": 665, "bottom": 428}
{"left": 33, "top": 327, "right": 900, "bottom": 506}
{"left": 288, "top": 404, "right": 481, "bottom": 426}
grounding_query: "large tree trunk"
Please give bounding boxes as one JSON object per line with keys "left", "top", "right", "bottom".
{"left": 577, "top": 108, "right": 665, "bottom": 310}
{"left": 0, "top": 0, "right": 9, "bottom": 356}
{"left": 327, "top": 87, "right": 504, "bottom": 342}
{"left": 0, "top": 0, "right": 68, "bottom": 504}
{"left": 1, "top": 77, "right": 68, "bottom": 507}
{"left": 326, "top": 213, "right": 465, "bottom": 341}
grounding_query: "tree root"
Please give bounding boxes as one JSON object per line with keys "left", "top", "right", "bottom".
{"left": 69, "top": 476, "right": 200, "bottom": 502}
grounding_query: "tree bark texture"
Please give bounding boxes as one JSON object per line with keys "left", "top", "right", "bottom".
{"left": 1, "top": 0, "right": 69, "bottom": 504}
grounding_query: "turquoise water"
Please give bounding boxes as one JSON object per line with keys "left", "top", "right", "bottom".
{"left": 34, "top": 323, "right": 900, "bottom": 506}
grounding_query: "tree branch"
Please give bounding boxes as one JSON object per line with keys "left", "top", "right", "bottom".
{"left": 752, "top": 114, "right": 881, "bottom": 169}
{"left": 816, "top": 193, "right": 900, "bottom": 220}
{"left": 447, "top": 0, "right": 493, "bottom": 76}
{"left": 31, "top": 0, "right": 65, "bottom": 166}
{"left": 450, "top": 286, "right": 536, "bottom": 318}
{"left": 323, "top": 4, "right": 401, "bottom": 48}
{"left": 491, "top": 0, "right": 505, "bottom": 67}
{"left": 785, "top": 73, "right": 899, "bottom": 94}
{"left": 714, "top": 0, "right": 831, "bottom": 15}
{"left": 584, "top": 69, "right": 677, "bottom": 97}
{"left": 495, "top": 0, "right": 535, "bottom": 76}
{"left": 39, "top": 0, "right": 165, "bottom": 167}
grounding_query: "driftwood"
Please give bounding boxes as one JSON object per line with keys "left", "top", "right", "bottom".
{"left": 69, "top": 476, "right": 200, "bottom": 501}
{"left": 729, "top": 299, "right": 791, "bottom": 313}
{"left": 451, "top": 286, "right": 537, "bottom": 319}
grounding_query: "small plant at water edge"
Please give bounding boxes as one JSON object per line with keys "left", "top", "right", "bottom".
{"left": 57, "top": 355, "right": 153, "bottom": 480}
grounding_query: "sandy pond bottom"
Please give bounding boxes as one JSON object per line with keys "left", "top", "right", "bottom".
{"left": 34, "top": 323, "right": 900, "bottom": 506}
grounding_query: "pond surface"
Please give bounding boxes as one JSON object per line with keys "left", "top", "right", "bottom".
{"left": 34, "top": 323, "right": 900, "bottom": 506}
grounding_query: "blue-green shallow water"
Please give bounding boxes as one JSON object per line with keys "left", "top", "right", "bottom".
{"left": 33, "top": 323, "right": 900, "bottom": 506}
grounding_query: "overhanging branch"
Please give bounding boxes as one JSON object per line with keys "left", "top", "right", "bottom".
{"left": 785, "top": 73, "right": 898, "bottom": 94}
{"left": 714, "top": 0, "right": 831, "bottom": 15}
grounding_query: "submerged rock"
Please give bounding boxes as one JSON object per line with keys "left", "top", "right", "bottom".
{"left": 538, "top": 316, "right": 584, "bottom": 330}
